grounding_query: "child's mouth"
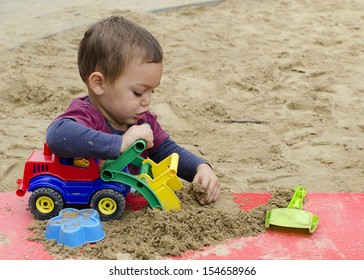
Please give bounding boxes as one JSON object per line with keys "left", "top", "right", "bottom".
{"left": 135, "top": 112, "right": 146, "bottom": 120}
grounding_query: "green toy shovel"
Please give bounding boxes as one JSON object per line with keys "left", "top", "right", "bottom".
{"left": 265, "top": 186, "right": 319, "bottom": 233}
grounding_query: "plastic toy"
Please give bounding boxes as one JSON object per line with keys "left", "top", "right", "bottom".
{"left": 100, "top": 139, "right": 183, "bottom": 211}
{"left": 16, "top": 139, "right": 183, "bottom": 221}
{"left": 265, "top": 186, "right": 319, "bottom": 233}
{"left": 44, "top": 208, "right": 105, "bottom": 247}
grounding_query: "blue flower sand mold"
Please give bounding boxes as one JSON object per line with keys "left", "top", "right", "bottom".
{"left": 45, "top": 208, "right": 105, "bottom": 248}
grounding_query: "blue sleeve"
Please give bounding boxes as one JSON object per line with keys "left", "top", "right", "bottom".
{"left": 149, "top": 137, "right": 207, "bottom": 182}
{"left": 46, "top": 118, "right": 207, "bottom": 182}
{"left": 46, "top": 118, "right": 122, "bottom": 159}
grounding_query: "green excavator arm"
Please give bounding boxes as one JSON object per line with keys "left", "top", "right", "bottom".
{"left": 100, "top": 139, "right": 183, "bottom": 211}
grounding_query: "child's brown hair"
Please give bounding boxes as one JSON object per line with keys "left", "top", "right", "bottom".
{"left": 78, "top": 16, "right": 163, "bottom": 84}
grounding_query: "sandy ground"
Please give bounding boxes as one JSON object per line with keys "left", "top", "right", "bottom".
{"left": 1, "top": 0, "right": 364, "bottom": 259}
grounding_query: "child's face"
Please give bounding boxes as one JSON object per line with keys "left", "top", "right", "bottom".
{"left": 99, "top": 59, "right": 163, "bottom": 130}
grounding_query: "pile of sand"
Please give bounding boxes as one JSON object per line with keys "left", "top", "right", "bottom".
{"left": 28, "top": 185, "right": 293, "bottom": 260}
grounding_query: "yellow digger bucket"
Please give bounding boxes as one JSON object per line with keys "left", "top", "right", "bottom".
{"left": 138, "top": 153, "right": 183, "bottom": 211}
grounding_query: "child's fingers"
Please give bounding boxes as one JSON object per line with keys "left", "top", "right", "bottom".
{"left": 139, "top": 124, "right": 154, "bottom": 148}
{"left": 205, "top": 181, "right": 220, "bottom": 204}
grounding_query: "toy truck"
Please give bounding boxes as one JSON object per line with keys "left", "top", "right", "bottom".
{"left": 16, "top": 140, "right": 183, "bottom": 221}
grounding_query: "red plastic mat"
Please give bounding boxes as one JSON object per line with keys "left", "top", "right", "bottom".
{"left": 0, "top": 193, "right": 55, "bottom": 260}
{"left": 1, "top": 192, "right": 363, "bottom": 260}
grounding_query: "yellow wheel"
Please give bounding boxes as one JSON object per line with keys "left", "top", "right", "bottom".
{"left": 91, "top": 189, "right": 125, "bottom": 221}
{"left": 29, "top": 188, "right": 64, "bottom": 220}
{"left": 36, "top": 196, "right": 54, "bottom": 214}
{"left": 98, "top": 197, "right": 117, "bottom": 215}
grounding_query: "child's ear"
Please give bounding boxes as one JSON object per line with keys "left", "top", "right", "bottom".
{"left": 88, "top": 72, "right": 105, "bottom": 96}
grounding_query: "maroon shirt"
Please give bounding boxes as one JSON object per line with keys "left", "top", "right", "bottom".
{"left": 54, "top": 96, "right": 169, "bottom": 159}
{"left": 47, "top": 96, "right": 206, "bottom": 181}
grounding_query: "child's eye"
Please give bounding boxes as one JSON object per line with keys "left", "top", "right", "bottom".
{"left": 133, "top": 91, "right": 143, "bottom": 97}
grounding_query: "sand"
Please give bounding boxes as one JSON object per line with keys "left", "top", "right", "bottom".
{"left": 1, "top": 0, "right": 363, "bottom": 259}
{"left": 27, "top": 185, "right": 294, "bottom": 259}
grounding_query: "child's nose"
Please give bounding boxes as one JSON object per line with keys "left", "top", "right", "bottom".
{"left": 140, "top": 91, "right": 152, "bottom": 106}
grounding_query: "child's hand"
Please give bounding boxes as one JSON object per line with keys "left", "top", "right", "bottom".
{"left": 192, "top": 163, "right": 221, "bottom": 205}
{"left": 120, "top": 124, "right": 154, "bottom": 153}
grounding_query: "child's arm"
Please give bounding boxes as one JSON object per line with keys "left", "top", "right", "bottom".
{"left": 47, "top": 118, "right": 155, "bottom": 159}
{"left": 46, "top": 118, "right": 122, "bottom": 159}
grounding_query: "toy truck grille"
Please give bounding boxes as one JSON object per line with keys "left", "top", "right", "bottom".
{"left": 33, "top": 164, "right": 49, "bottom": 174}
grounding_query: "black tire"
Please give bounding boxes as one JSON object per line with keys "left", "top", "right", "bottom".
{"left": 28, "top": 187, "right": 64, "bottom": 220}
{"left": 90, "top": 189, "right": 125, "bottom": 221}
